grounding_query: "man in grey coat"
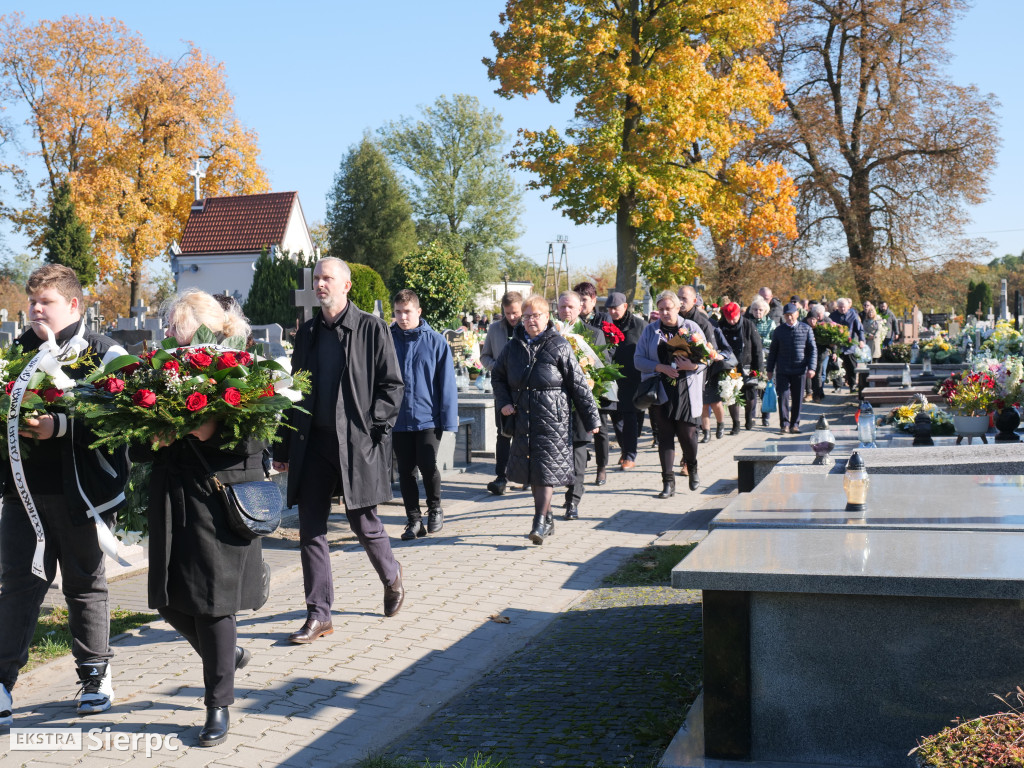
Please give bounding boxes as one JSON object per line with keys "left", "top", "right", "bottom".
{"left": 273, "top": 257, "right": 406, "bottom": 643}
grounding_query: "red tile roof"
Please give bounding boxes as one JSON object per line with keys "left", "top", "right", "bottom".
{"left": 179, "top": 192, "right": 298, "bottom": 254}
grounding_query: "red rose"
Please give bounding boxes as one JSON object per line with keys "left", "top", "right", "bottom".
{"left": 259, "top": 384, "right": 275, "bottom": 398}
{"left": 216, "top": 352, "right": 239, "bottom": 370}
{"left": 162, "top": 359, "right": 180, "bottom": 373}
{"left": 104, "top": 378, "right": 126, "bottom": 394}
{"left": 4, "top": 381, "right": 13, "bottom": 395}
{"left": 186, "top": 352, "right": 213, "bottom": 368}
{"left": 237, "top": 351, "right": 252, "bottom": 366}
{"left": 132, "top": 388, "right": 156, "bottom": 407}
{"left": 41, "top": 387, "right": 63, "bottom": 403}
{"left": 185, "top": 392, "right": 207, "bottom": 412}
{"left": 121, "top": 362, "right": 141, "bottom": 375}
{"left": 222, "top": 387, "right": 242, "bottom": 406}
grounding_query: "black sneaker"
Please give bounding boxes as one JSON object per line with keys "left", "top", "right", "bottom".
{"left": 427, "top": 508, "right": 444, "bottom": 534}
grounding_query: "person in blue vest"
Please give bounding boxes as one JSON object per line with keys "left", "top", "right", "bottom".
{"left": 767, "top": 303, "right": 818, "bottom": 434}
{"left": 390, "top": 289, "right": 459, "bottom": 541}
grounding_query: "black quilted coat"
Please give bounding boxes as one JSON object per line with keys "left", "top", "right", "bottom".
{"left": 492, "top": 323, "right": 601, "bottom": 486}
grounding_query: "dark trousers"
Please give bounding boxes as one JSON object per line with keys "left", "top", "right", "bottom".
{"left": 298, "top": 429, "right": 400, "bottom": 621}
{"left": 612, "top": 410, "right": 640, "bottom": 461}
{"left": 158, "top": 606, "right": 236, "bottom": 707}
{"left": 593, "top": 414, "right": 610, "bottom": 469}
{"left": 564, "top": 443, "right": 589, "bottom": 509}
{"left": 776, "top": 373, "right": 807, "bottom": 428}
{"left": 842, "top": 352, "right": 857, "bottom": 388}
{"left": 0, "top": 495, "right": 111, "bottom": 689}
{"left": 494, "top": 404, "right": 511, "bottom": 480}
{"left": 393, "top": 428, "right": 443, "bottom": 514}
{"left": 728, "top": 382, "right": 760, "bottom": 429}
{"left": 651, "top": 404, "right": 698, "bottom": 481}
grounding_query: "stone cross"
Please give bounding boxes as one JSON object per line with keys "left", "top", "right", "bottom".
{"left": 292, "top": 268, "right": 319, "bottom": 324}
{"left": 373, "top": 299, "right": 385, "bottom": 320}
{"left": 130, "top": 299, "right": 148, "bottom": 319}
{"left": 0, "top": 309, "right": 8, "bottom": 324}
{"left": 17, "top": 311, "right": 26, "bottom": 327}
{"left": 188, "top": 158, "right": 206, "bottom": 201}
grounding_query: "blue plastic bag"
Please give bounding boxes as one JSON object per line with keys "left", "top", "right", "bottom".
{"left": 761, "top": 381, "right": 778, "bottom": 413}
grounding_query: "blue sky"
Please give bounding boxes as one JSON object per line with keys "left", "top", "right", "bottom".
{"left": 2, "top": 1, "right": 1021, "bottom": 276}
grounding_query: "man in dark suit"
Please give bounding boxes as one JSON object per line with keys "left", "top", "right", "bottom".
{"left": 273, "top": 257, "right": 406, "bottom": 643}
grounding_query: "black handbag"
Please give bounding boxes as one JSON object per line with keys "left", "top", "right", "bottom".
{"left": 633, "top": 376, "right": 661, "bottom": 409}
{"left": 708, "top": 350, "right": 738, "bottom": 378}
{"left": 192, "top": 443, "right": 283, "bottom": 540}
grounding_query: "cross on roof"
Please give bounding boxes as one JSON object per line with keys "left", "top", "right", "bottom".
{"left": 292, "top": 268, "right": 319, "bottom": 324}
{"left": 188, "top": 159, "right": 206, "bottom": 201}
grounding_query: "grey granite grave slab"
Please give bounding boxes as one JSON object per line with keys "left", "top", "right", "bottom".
{"left": 712, "top": 472, "right": 1024, "bottom": 532}
{"left": 768, "top": 441, "right": 1024, "bottom": 478}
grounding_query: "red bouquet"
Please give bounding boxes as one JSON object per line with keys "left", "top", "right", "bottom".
{"left": 601, "top": 320, "right": 626, "bottom": 346}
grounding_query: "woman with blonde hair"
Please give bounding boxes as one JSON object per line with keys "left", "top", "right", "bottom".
{"left": 492, "top": 294, "right": 600, "bottom": 544}
{"left": 745, "top": 295, "right": 776, "bottom": 427}
{"left": 131, "top": 289, "right": 267, "bottom": 746}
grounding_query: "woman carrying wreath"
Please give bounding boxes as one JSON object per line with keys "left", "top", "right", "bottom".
{"left": 129, "top": 289, "right": 267, "bottom": 747}
{"left": 634, "top": 290, "right": 709, "bottom": 499}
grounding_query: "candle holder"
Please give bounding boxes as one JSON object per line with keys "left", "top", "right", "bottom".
{"left": 810, "top": 415, "right": 836, "bottom": 466}
{"left": 844, "top": 451, "right": 869, "bottom": 511}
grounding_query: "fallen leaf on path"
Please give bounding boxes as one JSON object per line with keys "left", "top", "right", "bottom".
{"left": 489, "top": 614, "right": 511, "bottom": 624}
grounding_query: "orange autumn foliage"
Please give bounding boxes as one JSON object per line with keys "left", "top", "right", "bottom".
{"left": 486, "top": 0, "right": 797, "bottom": 296}
{"left": 0, "top": 13, "right": 268, "bottom": 309}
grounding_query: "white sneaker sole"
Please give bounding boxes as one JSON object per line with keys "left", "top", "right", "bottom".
{"left": 77, "top": 696, "right": 112, "bottom": 715}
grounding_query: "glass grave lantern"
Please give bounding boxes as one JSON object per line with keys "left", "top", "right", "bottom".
{"left": 843, "top": 451, "right": 869, "bottom": 511}
{"left": 857, "top": 400, "right": 877, "bottom": 449}
{"left": 810, "top": 415, "right": 836, "bottom": 465}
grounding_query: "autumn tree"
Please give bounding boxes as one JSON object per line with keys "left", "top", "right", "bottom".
{"left": 766, "top": 0, "right": 999, "bottom": 302}
{"left": 0, "top": 13, "right": 268, "bottom": 309}
{"left": 42, "top": 181, "right": 96, "bottom": 285}
{"left": 326, "top": 136, "right": 416, "bottom": 286}
{"left": 486, "top": 0, "right": 795, "bottom": 299}
{"left": 378, "top": 94, "right": 523, "bottom": 293}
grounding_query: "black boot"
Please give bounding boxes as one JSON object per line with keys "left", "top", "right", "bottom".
{"left": 715, "top": 422, "right": 724, "bottom": 439}
{"left": 427, "top": 506, "right": 444, "bottom": 534}
{"left": 688, "top": 464, "right": 700, "bottom": 491}
{"left": 529, "top": 512, "right": 553, "bottom": 545}
{"left": 657, "top": 477, "right": 676, "bottom": 499}
{"left": 699, "top": 429, "right": 710, "bottom": 444}
{"left": 401, "top": 511, "right": 426, "bottom": 541}
{"left": 730, "top": 423, "right": 741, "bottom": 435}
{"left": 199, "top": 706, "right": 229, "bottom": 747}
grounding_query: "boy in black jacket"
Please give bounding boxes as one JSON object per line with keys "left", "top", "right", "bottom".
{"left": 0, "top": 265, "right": 130, "bottom": 725}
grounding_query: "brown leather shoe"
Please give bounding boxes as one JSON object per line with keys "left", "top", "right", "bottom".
{"left": 384, "top": 562, "right": 405, "bottom": 617}
{"left": 288, "top": 615, "right": 334, "bottom": 644}
{"left": 621, "top": 459, "right": 635, "bottom": 470}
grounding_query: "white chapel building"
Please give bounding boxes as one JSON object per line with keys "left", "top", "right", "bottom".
{"left": 169, "top": 191, "right": 314, "bottom": 302}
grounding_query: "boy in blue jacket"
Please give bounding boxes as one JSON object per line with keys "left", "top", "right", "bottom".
{"left": 390, "top": 290, "right": 459, "bottom": 540}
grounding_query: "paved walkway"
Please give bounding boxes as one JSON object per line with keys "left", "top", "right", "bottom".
{"left": 8, "top": 397, "right": 848, "bottom": 767}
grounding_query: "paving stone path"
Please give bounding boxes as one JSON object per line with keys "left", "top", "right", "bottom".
{"left": 8, "top": 397, "right": 846, "bottom": 766}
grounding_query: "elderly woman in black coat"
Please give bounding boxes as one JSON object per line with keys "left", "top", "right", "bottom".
{"left": 131, "top": 289, "right": 267, "bottom": 747}
{"left": 492, "top": 294, "right": 600, "bottom": 545}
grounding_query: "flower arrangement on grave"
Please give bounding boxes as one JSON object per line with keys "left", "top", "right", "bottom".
{"left": 980, "top": 320, "right": 1023, "bottom": 357}
{"left": 718, "top": 369, "right": 746, "bottom": 406}
{"left": 972, "top": 356, "right": 1023, "bottom": 411}
{"left": 883, "top": 400, "right": 954, "bottom": 436}
{"left": 600, "top": 320, "right": 625, "bottom": 347}
{"left": 555, "top": 323, "right": 623, "bottom": 401}
{"left": 920, "top": 332, "right": 958, "bottom": 362}
{"left": 880, "top": 342, "right": 911, "bottom": 363}
{"left": 813, "top": 321, "right": 851, "bottom": 351}
{"left": 74, "top": 325, "right": 311, "bottom": 451}
{"left": 937, "top": 369, "right": 998, "bottom": 416}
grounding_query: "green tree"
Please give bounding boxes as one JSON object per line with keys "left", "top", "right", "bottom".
{"left": 348, "top": 263, "right": 390, "bottom": 315}
{"left": 41, "top": 182, "right": 96, "bottom": 285}
{"left": 243, "top": 248, "right": 312, "bottom": 329}
{"left": 326, "top": 137, "right": 416, "bottom": 285}
{"left": 392, "top": 242, "right": 471, "bottom": 330}
{"left": 378, "top": 94, "right": 523, "bottom": 293}
{"left": 966, "top": 280, "right": 993, "bottom": 320}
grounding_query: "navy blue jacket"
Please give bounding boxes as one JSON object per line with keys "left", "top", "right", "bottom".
{"left": 830, "top": 308, "right": 865, "bottom": 343}
{"left": 390, "top": 319, "right": 459, "bottom": 433}
{"left": 767, "top": 321, "right": 818, "bottom": 376}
